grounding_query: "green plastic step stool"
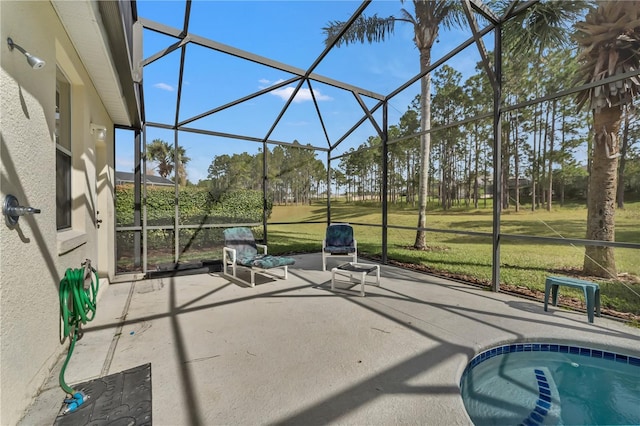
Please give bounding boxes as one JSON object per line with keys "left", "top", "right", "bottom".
{"left": 544, "top": 276, "right": 601, "bottom": 323}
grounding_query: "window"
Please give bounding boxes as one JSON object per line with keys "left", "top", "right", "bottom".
{"left": 56, "top": 68, "right": 71, "bottom": 230}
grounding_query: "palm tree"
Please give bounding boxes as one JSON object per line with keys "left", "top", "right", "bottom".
{"left": 174, "top": 145, "right": 191, "bottom": 186}
{"left": 323, "top": 1, "right": 464, "bottom": 249}
{"left": 146, "top": 139, "right": 173, "bottom": 178}
{"left": 146, "top": 138, "right": 191, "bottom": 185}
{"left": 573, "top": 0, "right": 640, "bottom": 277}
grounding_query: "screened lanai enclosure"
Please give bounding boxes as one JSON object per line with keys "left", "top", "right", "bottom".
{"left": 114, "top": 0, "right": 640, "bottom": 317}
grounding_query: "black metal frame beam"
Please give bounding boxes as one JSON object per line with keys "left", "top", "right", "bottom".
{"left": 145, "top": 122, "right": 329, "bottom": 152}
{"left": 138, "top": 17, "right": 384, "bottom": 101}
{"left": 491, "top": 21, "right": 502, "bottom": 292}
{"left": 127, "top": 0, "right": 639, "bottom": 294}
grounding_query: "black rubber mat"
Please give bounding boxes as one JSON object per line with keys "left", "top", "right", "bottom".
{"left": 146, "top": 259, "right": 222, "bottom": 278}
{"left": 54, "top": 363, "right": 152, "bottom": 426}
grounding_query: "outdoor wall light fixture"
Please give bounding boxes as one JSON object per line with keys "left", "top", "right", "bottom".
{"left": 7, "top": 37, "right": 46, "bottom": 70}
{"left": 90, "top": 124, "right": 107, "bottom": 142}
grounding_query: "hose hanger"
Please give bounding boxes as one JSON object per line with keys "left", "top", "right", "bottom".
{"left": 59, "top": 259, "right": 99, "bottom": 414}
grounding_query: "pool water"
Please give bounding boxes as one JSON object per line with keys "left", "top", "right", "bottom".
{"left": 460, "top": 343, "right": 640, "bottom": 425}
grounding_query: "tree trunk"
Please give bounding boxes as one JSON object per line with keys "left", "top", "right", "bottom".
{"left": 466, "top": 143, "right": 472, "bottom": 207}
{"left": 586, "top": 120, "right": 593, "bottom": 208}
{"left": 560, "top": 114, "right": 566, "bottom": 207}
{"left": 473, "top": 123, "right": 479, "bottom": 209}
{"left": 541, "top": 105, "right": 549, "bottom": 209}
{"left": 547, "top": 99, "right": 556, "bottom": 211}
{"left": 405, "top": 152, "right": 410, "bottom": 206}
{"left": 584, "top": 106, "right": 620, "bottom": 277}
{"left": 502, "top": 125, "right": 510, "bottom": 210}
{"left": 483, "top": 142, "right": 488, "bottom": 208}
{"left": 513, "top": 114, "right": 520, "bottom": 212}
{"left": 616, "top": 106, "right": 630, "bottom": 209}
{"left": 531, "top": 103, "right": 539, "bottom": 211}
{"left": 414, "top": 49, "right": 432, "bottom": 249}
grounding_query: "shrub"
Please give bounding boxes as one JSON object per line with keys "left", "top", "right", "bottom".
{"left": 115, "top": 185, "right": 271, "bottom": 252}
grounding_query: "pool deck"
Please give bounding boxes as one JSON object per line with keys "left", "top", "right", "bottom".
{"left": 19, "top": 253, "right": 640, "bottom": 425}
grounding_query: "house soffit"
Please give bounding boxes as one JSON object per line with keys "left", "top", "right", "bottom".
{"left": 52, "top": 0, "right": 133, "bottom": 127}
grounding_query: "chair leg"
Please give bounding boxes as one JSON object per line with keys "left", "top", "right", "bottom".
{"left": 543, "top": 280, "right": 551, "bottom": 312}
{"left": 585, "top": 287, "right": 595, "bottom": 323}
{"left": 283, "top": 266, "right": 288, "bottom": 280}
{"left": 551, "top": 284, "right": 559, "bottom": 306}
{"left": 331, "top": 268, "right": 336, "bottom": 291}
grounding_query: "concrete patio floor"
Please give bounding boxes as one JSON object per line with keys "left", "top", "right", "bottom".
{"left": 20, "top": 254, "right": 640, "bottom": 425}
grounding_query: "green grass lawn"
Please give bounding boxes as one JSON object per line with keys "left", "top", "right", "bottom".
{"left": 267, "top": 200, "right": 640, "bottom": 319}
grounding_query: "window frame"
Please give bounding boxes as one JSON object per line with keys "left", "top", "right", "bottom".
{"left": 56, "top": 67, "right": 72, "bottom": 231}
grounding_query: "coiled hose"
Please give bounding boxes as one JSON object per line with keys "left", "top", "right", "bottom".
{"left": 59, "top": 260, "right": 99, "bottom": 396}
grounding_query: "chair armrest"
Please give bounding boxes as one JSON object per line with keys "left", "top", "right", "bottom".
{"left": 353, "top": 239, "right": 357, "bottom": 250}
{"left": 256, "top": 243, "right": 268, "bottom": 255}
{"left": 223, "top": 246, "right": 237, "bottom": 263}
{"left": 322, "top": 239, "right": 327, "bottom": 250}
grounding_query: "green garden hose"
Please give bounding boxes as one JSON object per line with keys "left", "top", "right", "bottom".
{"left": 59, "top": 261, "right": 99, "bottom": 396}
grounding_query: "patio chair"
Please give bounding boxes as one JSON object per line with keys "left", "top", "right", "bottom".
{"left": 322, "top": 223, "right": 357, "bottom": 271}
{"left": 222, "top": 227, "right": 295, "bottom": 287}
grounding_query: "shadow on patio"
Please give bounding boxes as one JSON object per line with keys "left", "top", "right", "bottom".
{"left": 21, "top": 254, "right": 640, "bottom": 425}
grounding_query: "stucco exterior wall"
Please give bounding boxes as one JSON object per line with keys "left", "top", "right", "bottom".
{"left": 1, "top": 1, "right": 115, "bottom": 424}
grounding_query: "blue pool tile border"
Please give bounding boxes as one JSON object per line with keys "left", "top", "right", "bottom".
{"left": 463, "top": 343, "right": 640, "bottom": 426}
{"left": 464, "top": 343, "right": 640, "bottom": 373}
{"left": 518, "top": 368, "right": 552, "bottom": 426}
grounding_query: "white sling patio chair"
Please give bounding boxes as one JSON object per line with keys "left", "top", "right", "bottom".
{"left": 222, "top": 227, "right": 295, "bottom": 287}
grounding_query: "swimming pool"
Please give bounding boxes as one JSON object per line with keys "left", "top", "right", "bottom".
{"left": 459, "top": 342, "right": 640, "bottom": 425}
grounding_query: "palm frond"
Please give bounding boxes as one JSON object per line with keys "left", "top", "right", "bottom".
{"left": 503, "top": 0, "right": 590, "bottom": 54}
{"left": 413, "top": 0, "right": 464, "bottom": 29}
{"left": 399, "top": 8, "right": 416, "bottom": 26}
{"left": 573, "top": 0, "right": 640, "bottom": 111}
{"left": 323, "top": 14, "right": 398, "bottom": 47}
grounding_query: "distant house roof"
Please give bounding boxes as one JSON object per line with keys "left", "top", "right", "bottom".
{"left": 116, "top": 171, "right": 174, "bottom": 187}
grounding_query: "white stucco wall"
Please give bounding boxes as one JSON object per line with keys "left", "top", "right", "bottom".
{"left": 1, "top": 1, "right": 115, "bottom": 424}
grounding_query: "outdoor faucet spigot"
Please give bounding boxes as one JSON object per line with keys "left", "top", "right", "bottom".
{"left": 3, "top": 194, "right": 41, "bottom": 226}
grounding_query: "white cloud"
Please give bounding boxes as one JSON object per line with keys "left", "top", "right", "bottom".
{"left": 259, "top": 78, "right": 332, "bottom": 103}
{"left": 154, "top": 82, "right": 174, "bottom": 92}
{"left": 270, "top": 86, "right": 332, "bottom": 103}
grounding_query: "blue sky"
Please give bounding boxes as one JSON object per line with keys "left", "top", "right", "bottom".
{"left": 117, "top": 0, "right": 489, "bottom": 183}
